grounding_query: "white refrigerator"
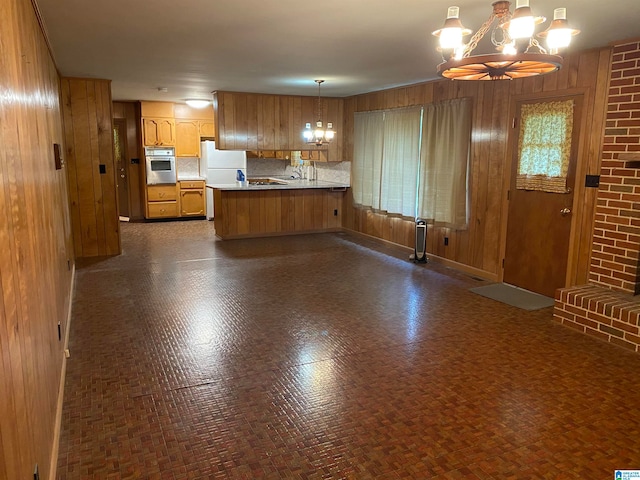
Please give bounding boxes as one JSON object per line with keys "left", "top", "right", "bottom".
{"left": 200, "top": 140, "right": 247, "bottom": 219}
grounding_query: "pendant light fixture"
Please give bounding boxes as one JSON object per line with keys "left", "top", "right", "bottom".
{"left": 303, "top": 80, "right": 335, "bottom": 146}
{"left": 432, "top": 1, "right": 580, "bottom": 80}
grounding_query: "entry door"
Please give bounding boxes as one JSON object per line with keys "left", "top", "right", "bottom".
{"left": 503, "top": 95, "right": 582, "bottom": 298}
{"left": 113, "top": 118, "right": 130, "bottom": 218}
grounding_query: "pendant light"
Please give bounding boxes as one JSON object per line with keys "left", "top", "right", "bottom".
{"left": 303, "top": 80, "right": 335, "bottom": 146}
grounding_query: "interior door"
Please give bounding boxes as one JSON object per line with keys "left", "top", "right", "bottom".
{"left": 113, "top": 118, "right": 130, "bottom": 218}
{"left": 503, "top": 95, "right": 583, "bottom": 298}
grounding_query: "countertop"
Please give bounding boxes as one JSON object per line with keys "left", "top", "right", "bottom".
{"left": 207, "top": 177, "right": 349, "bottom": 191}
{"left": 177, "top": 176, "right": 206, "bottom": 181}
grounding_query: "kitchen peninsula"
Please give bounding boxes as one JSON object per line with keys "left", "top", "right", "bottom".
{"left": 212, "top": 178, "right": 348, "bottom": 239}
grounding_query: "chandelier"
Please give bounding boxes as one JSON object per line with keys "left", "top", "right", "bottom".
{"left": 303, "top": 80, "right": 335, "bottom": 146}
{"left": 432, "top": 1, "right": 580, "bottom": 80}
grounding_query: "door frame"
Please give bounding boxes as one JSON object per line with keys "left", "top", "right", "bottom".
{"left": 113, "top": 118, "right": 131, "bottom": 218}
{"left": 498, "top": 87, "right": 592, "bottom": 291}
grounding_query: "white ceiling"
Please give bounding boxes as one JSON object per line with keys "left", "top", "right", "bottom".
{"left": 36, "top": 0, "right": 640, "bottom": 102}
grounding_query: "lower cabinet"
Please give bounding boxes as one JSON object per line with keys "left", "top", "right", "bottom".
{"left": 146, "top": 185, "right": 178, "bottom": 218}
{"left": 148, "top": 201, "right": 179, "bottom": 218}
{"left": 179, "top": 180, "right": 205, "bottom": 217}
{"left": 213, "top": 188, "right": 345, "bottom": 239}
{"left": 146, "top": 181, "right": 205, "bottom": 219}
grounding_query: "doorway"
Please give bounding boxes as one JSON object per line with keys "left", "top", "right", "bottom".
{"left": 113, "top": 118, "right": 130, "bottom": 219}
{"left": 503, "top": 95, "right": 583, "bottom": 298}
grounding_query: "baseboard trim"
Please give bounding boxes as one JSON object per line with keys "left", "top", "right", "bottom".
{"left": 341, "top": 228, "right": 498, "bottom": 282}
{"left": 48, "top": 265, "right": 75, "bottom": 480}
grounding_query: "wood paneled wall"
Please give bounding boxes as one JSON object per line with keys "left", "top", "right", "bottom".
{"left": 61, "top": 78, "right": 121, "bottom": 257}
{"left": 113, "top": 101, "right": 144, "bottom": 220}
{"left": 343, "top": 47, "right": 612, "bottom": 285}
{"left": 0, "top": 0, "right": 74, "bottom": 478}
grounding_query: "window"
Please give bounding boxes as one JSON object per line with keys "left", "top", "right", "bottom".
{"left": 352, "top": 98, "right": 471, "bottom": 229}
{"left": 516, "top": 99, "right": 574, "bottom": 193}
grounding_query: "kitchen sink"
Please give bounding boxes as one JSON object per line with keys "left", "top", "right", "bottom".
{"left": 248, "top": 178, "right": 289, "bottom": 186}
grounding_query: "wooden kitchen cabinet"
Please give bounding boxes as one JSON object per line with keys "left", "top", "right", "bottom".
{"left": 143, "top": 118, "right": 176, "bottom": 146}
{"left": 146, "top": 184, "right": 178, "bottom": 218}
{"left": 301, "top": 150, "right": 328, "bottom": 162}
{"left": 148, "top": 202, "right": 179, "bottom": 218}
{"left": 213, "top": 187, "right": 344, "bottom": 239}
{"left": 175, "top": 120, "right": 200, "bottom": 156}
{"left": 214, "top": 91, "right": 343, "bottom": 161}
{"left": 199, "top": 120, "right": 215, "bottom": 138}
{"left": 179, "top": 180, "right": 205, "bottom": 217}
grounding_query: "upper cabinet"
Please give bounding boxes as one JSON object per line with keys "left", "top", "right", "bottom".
{"left": 213, "top": 91, "right": 344, "bottom": 161}
{"left": 174, "top": 103, "right": 216, "bottom": 156}
{"left": 141, "top": 102, "right": 176, "bottom": 146}
{"left": 199, "top": 120, "right": 215, "bottom": 138}
{"left": 175, "top": 120, "right": 200, "bottom": 156}
{"left": 143, "top": 118, "right": 176, "bottom": 146}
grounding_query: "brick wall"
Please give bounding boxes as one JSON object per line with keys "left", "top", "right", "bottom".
{"left": 555, "top": 39, "right": 640, "bottom": 353}
{"left": 590, "top": 40, "right": 640, "bottom": 294}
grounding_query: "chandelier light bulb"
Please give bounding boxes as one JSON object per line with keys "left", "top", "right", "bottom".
{"left": 541, "top": 8, "right": 578, "bottom": 51}
{"left": 325, "top": 124, "right": 335, "bottom": 141}
{"left": 502, "top": 42, "right": 518, "bottom": 55}
{"left": 303, "top": 123, "right": 313, "bottom": 140}
{"left": 438, "top": 7, "right": 464, "bottom": 50}
{"left": 509, "top": 0, "right": 535, "bottom": 40}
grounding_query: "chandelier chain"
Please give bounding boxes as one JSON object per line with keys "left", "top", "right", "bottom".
{"left": 463, "top": 13, "right": 498, "bottom": 57}
{"left": 526, "top": 37, "right": 548, "bottom": 54}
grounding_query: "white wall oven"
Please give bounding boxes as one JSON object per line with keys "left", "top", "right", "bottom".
{"left": 145, "top": 147, "right": 176, "bottom": 184}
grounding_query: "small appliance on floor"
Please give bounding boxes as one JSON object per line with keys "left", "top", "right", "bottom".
{"left": 413, "top": 219, "right": 427, "bottom": 263}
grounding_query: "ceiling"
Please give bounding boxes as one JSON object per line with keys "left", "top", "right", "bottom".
{"left": 36, "top": 0, "right": 640, "bottom": 103}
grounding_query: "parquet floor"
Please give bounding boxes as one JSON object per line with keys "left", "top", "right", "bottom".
{"left": 56, "top": 220, "right": 640, "bottom": 479}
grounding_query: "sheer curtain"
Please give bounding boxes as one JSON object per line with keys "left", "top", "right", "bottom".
{"left": 380, "top": 107, "right": 422, "bottom": 217}
{"left": 352, "top": 111, "right": 384, "bottom": 209}
{"left": 418, "top": 98, "right": 471, "bottom": 230}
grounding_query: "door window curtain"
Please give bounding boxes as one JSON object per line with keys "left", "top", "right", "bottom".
{"left": 352, "top": 111, "right": 384, "bottom": 210}
{"left": 418, "top": 98, "right": 472, "bottom": 230}
{"left": 515, "top": 99, "right": 574, "bottom": 193}
{"left": 380, "top": 107, "right": 422, "bottom": 217}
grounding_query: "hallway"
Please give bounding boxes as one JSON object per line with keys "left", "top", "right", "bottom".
{"left": 56, "top": 221, "right": 640, "bottom": 479}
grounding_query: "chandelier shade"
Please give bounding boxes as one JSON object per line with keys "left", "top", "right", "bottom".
{"left": 432, "top": 1, "right": 579, "bottom": 80}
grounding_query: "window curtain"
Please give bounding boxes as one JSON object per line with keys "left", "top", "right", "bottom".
{"left": 352, "top": 111, "right": 384, "bottom": 210}
{"left": 516, "top": 99, "right": 574, "bottom": 193}
{"left": 380, "top": 107, "right": 422, "bottom": 217}
{"left": 418, "top": 98, "right": 471, "bottom": 230}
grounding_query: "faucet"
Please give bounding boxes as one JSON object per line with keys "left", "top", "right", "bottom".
{"left": 292, "top": 161, "right": 304, "bottom": 179}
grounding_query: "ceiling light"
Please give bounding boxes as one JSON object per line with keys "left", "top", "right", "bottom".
{"left": 432, "top": 1, "right": 579, "bottom": 80}
{"left": 303, "top": 80, "right": 335, "bottom": 147}
{"left": 185, "top": 99, "right": 211, "bottom": 109}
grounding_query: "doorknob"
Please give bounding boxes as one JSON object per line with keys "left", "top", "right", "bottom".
{"left": 560, "top": 208, "right": 571, "bottom": 216}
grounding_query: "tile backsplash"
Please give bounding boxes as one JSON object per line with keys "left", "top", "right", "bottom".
{"left": 247, "top": 158, "right": 350, "bottom": 185}
{"left": 176, "top": 157, "right": 200, "bottom": 178}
